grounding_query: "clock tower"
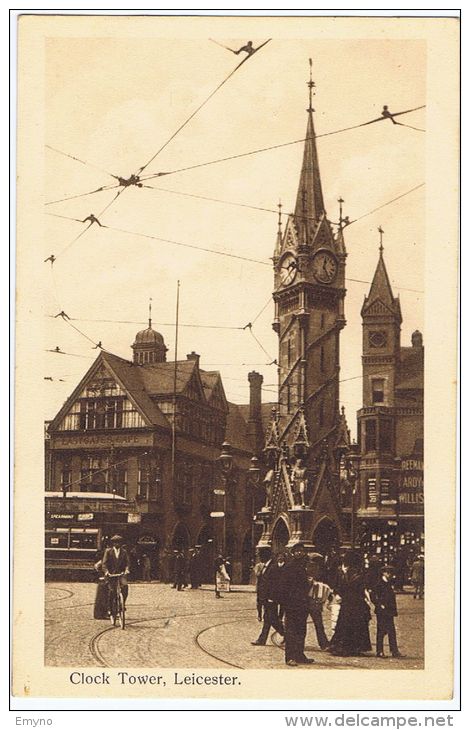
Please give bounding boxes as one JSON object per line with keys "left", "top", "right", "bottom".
{"left": 259, "top": 63, "right": 349, "bottom": 552}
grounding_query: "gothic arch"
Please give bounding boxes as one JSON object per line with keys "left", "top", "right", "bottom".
{"left": 311, "top": 516, "right": 340, "bottom": 555}
{"left": 272, "top": 516, "right": 290, "bottom": 554}
{"left": 171, "top": 522, "right": 191, "bottom": 551}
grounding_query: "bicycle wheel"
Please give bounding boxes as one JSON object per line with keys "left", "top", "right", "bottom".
{"left": 118, "top": 594, "right": 125, "bottom": 630}
{"left": 109, "top": 593, "right": 117, "bottom": 625}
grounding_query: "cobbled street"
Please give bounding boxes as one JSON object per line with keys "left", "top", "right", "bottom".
{"left": 45, "top": 582, "right": 424, "bottom": 670}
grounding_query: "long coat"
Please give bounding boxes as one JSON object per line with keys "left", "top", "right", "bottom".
{"left": 371, "top": 578, "right": 398, "bottom": 618}
{"left": 328, "top": 570, "right": 372, "bottom": 655}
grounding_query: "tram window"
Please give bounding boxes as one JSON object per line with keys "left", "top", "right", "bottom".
{"left": 69, "top": 531, "right": 98, "bottom": 550}
{"left": 45, "top": 531, "right": 69, "bottom": 549}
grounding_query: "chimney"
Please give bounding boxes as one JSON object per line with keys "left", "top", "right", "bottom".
{"left": 186, "top": 351, "right": 200, "bottom": 365}
{"left": 411, "top": 330, "right": 423, "bottom": 348}
{"left": 247, "top": 371, "right": 264, "bottom": 456}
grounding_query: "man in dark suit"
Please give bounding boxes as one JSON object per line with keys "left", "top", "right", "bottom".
{"left": 251, "top": 549, "right": 285, "bottom": 646}
{"left": 102, "top": 534, "right": 130, "bottom": 611}
{"left": 280, "top": 543, "right": 315, "bottom": 666}
{"left": 371, "top": 566, "right": 402, "bottom": 658}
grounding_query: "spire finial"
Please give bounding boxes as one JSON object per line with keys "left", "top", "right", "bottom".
{"left": 378, "top": 226, "right": 384, "bottom": 254}
{"left": 307, "top": 58, "right": 316, "bottom": 113}
{"left": 277, "top": 199, "right": 283, "bottom": 233}
{"left": 148, "top": 297, "right": 152, "bottom": 328}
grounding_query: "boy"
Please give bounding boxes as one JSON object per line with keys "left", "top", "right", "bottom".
{"left": 371, "top": 566, "right": 403, "bottom": 658}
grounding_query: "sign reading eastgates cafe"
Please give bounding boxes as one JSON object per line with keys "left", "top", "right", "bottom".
{"left": 398, "top": 455, "right": 424, "bottom": 515}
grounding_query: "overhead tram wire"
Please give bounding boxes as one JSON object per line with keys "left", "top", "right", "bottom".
{"left": 44, "top": 103, "right": 425, "bottom": 210}
{"left": 47, "top": 315, "right": 245, "bottom": 331}
{"left": 93, "top": 43, "right": 273, "bottom": 221}
{"left": 139, "top": 105, "right": 426, "bottom": 183}
{"left": 45, "top": 144, "right": 118, "bottom": 178}
{"left": 45, "top": 210, "right": 424, "bottom": 294}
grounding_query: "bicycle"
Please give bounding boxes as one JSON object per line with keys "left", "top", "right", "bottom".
{"left": 106, "top": 572, "right": 126, "bottom": 629}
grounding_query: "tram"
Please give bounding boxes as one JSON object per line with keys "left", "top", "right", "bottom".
{"left": 45, "top": 491, "right": 128, "bottom": 580}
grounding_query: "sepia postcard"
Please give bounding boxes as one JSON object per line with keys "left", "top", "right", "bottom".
{"left": 12, "top": 13, "right": 459, "bottom": 702}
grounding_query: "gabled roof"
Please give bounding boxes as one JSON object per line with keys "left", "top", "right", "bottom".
{"left": 48, "top": 351, "right": 170, "bottom": 432}
{"left": 362, "top": 250, "right": 402, "bottom": 320}
{"left": 200, "top": 370, "right": 229, "bottom": 413}
{"left": 225, "top": 403, "right": 252, "bottom": 453}
{"left": 136, "top": 359, "right": 196, "bottom": 397}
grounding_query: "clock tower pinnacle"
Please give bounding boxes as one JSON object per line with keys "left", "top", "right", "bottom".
{"left": 259, "top": 63, "right": 349, "bottom": 552}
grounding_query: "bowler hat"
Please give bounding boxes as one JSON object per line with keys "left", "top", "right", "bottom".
{"left": 110, "top": 534, "right": 124, "bottom": 543}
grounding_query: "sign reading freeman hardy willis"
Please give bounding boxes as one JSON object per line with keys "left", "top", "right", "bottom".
{"left": 398, "top": 456, "right": 424, "bottom": 515}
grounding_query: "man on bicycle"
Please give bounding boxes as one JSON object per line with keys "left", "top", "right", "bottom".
{"left": 102, "top": 535, "right": 130, "bottom": 614}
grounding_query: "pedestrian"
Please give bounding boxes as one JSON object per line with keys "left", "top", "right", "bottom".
{"left": 140, "top": 553, "right": 151, "bottom": 582}
{"left": 224, "top": 556, "right": 233, "bottom": 590}
{"left": 410, "top": 554, "right": 425, "bottom": 599}
{"left": 327, "top": 551, "right": 372, "bottom": 657}
{"left": 251, "top": 549, "right": 285, "bottom": 646}
{"left": 189, "top": 547, "right": 202, "bottom": 589}
{"left": 214, "top": 554, "right": 230, "bottom": 598}
{"left": 306, "top": 556, "right": 332, "bottom": 651}
{"left": 174, "top": 550, "right": 186, "bottom": 591}
{"left": 280, "top": 543, "right": 315, "bottom": 666}
{"left": 92, "top": 542, "right": 108, "bottom": 619}
{"left": 371, "top": 566, "right": 403, "bottom": 658}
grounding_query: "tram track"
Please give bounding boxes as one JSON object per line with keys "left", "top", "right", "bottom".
{"left": 88, "top": 607, "right": 254, "bottom": 669}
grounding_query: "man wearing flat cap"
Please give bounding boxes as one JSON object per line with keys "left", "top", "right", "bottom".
{"left": 280, "top": 543, "right": 315, "bottom": 666}
{"left": 102, "top": 535, "right": 131, "bottom": 611}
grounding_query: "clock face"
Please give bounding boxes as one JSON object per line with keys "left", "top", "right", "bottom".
{"left": 368, "top": 330, "right": 387, "bottom": 348}
{"left": 280, "top": 255, "right": 298, "bottom": 286}
{"left": 312, "top": 250, "right": 338, "bottom": 284}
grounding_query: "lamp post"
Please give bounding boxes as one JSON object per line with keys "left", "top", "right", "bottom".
{"left": 248, "top": 455, "right": 261, "bottom": 562}
{"left": 347, "top": 451, "right": 360, "bottom": 549}
{"left": 217, "top": 441, "right": 233, "bottom": 556}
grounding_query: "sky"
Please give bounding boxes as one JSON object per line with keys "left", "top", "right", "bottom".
{"left": 43, "top": 34, "right": 425, "bottom": 438}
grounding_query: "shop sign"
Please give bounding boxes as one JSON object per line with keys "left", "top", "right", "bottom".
{"left": 367, "top": 478, "right": 378, "bottom": 505}
{"left": 50, "top": 513, "right": 74, "bottom": 520}
{"left": 77, "top": 513, "right": 94, "bottom": 521}
{"left": 52, "top": 432, "right": 154, "bottom": 449}
{"left": 128, "top": 513, "right": 141, "bottom": 524}
{"left": 398, "top": 455, "right": 424, "bottom": 515}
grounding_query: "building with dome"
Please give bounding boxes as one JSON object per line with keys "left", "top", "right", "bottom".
{"left": 45, "top": 321, "right": 270, "bottom": 583}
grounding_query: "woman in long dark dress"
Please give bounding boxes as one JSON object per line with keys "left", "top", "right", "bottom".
{"left": 93, "top": 546, "right": 109, "bottom": 619}
{"left": 328, "top": 554, "right": 372, "bottom": 656}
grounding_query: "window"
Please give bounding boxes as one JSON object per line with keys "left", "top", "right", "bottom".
{"left": 138, "top": 455, "right": 162, "bottom": 501}
{"left": 319, "top": 401, "right": 324, "bottom": 427}
{"left": 365, "top": 419, "right": 377, "bottom": 452}
{"left": 59, "top": 458, "right": 72, "bottom": 493}
{"left": 372, "top": 378, "right": 385, "bottom": 404}
{"left": 379, "top": 419, "right": 393, "bottom": 452}
{"left": 80, "top": 456, "right": 106, "bottom": 492}
{"left": 320, "top": 346, "right": 325, "bottom": 373}
{"left": 320, "top": 313, "right": 325, "bottom": 330}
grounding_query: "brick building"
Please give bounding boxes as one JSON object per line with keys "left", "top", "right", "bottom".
{"left": 45, "top": 323, "right": 267, "bottom": 583}
{"left": 356, "top": 243, "right": 424, "bottom": 565}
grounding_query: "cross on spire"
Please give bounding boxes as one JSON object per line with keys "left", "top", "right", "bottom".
{"left": 277, "top": 200, "right": 283, "bottom": 233}
{"left": 148, "top": 297, "right": 153, "bottom": 328}
{"left": 307, "top": 57, "right": 316, "bottom": 112}
{"left": 378, "top": 226, "right": 384, "bottom": 254}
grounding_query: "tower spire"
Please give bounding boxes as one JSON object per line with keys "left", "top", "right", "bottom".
{"left": 148, "top": 297, "right": 152, "bottom": 328}
{"left": 293, "top": 59, "right": 325, "bottom": 243}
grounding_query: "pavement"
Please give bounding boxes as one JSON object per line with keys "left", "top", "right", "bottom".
{"left": 45, "top": 582, "right": 424, "bottom": 670}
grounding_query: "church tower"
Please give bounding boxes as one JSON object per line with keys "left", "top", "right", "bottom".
{"left": 259, "top": 63, "right": 349, "bottom": 553}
